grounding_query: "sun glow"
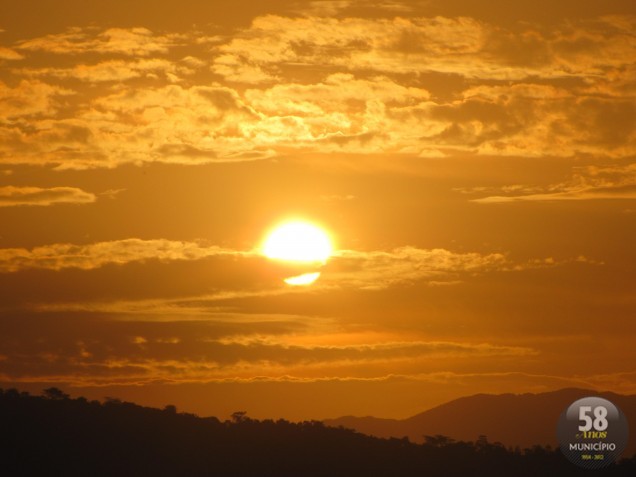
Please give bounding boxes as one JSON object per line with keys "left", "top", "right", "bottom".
{"left": 262, "top": 221, "right": 333, "bottom": 263}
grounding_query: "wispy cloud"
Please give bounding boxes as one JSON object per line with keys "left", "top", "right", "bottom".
{"left": 472, "top": 187, "right": 636, "bottom": 203}
{"left": 0, "top": 186, "right": 96, "bottom": 207}
{"left": 322, "top": 247, "right": 579, "bottom": 290}
{"left": 18, "top": 58, "right": 183, "bottom": 83}
{"left": 17, "top": 27, "right": 183, "bottom": 56}
{"left": 468, "top": 163, "right": 636, "bottom": 203}
{"left": 0, "top": 46, "right": 23, "bottom": 60}
{"left": 0, "top": 327, "right": 538, "bottom": 385}
{"left": 0, "top": 239, "right": 250, "bottom": 273}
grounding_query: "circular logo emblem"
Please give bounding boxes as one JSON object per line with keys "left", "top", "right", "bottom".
{"left": 557, "top": 396, "right": 629, "bottom": 469}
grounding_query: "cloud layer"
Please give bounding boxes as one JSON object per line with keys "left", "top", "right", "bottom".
{"left": 0, "top": 306, "right": 538, "bottom": 385}
{"left": 1, "top": 13, "right": 634, "bottom": 169}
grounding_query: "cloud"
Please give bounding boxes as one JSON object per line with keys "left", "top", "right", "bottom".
{"left": 0, "top": 83, "right": 266, "bottom": 169}
{"left": 0, "top": 236, "right": 579, "bottom": 316}
{"left": 295, "top": 1, "right": 353, "bottom": 17}
{"left": 17, "top": 26, "right": 182, "bottom": 56}
{"left": 31, "top": 289, "right": 301, "bottom": 317}
{"left": 5, "top": 72, "right": 430, "bottom": 168}
{"left": 317, "top": 246, "right": 591, "bottom": 289}
{"left": 0, "top": 47, "right": 23, "bottom": 60}
{"left": 214, "top": 14, "right": 636, "bottom": 80}
{"left": 19, "top": 58, "right": 181, "bottom": 83}
{"left": 207, "top": 13, "right": 636, "bottom": 159}
{"left": 213, "top": 15, "right": 488, "bottom": 78}
{"left": 0, "top": 80, "right": 73, "bottom": 119}
{"left": 472, "top": 187, "right": 636, "bottom": 203}
{"left": 0, "top": 186, "right": 96, "bottom": 207}
{"left": 469, "top": 162, "right": 636, "bottom": 203}
{"left": 0, "top": 239, "right": 249, "bottom": 273}
{"left": 211, "top": 55, "right": 279, "bottom": 84}
{"left": 0, "top": 315, "right": 538, "bottom": 384}
{"left": 10, "top": 281, "right": 548, "bottom": 388}
{"left": 1, "top": 14, "right": 634, "bottom": 168}
{"left": 235, "top": 73, "right": 434, "bottom": 154}
{"left": 427, "top": 83, "right": 636, "bottom": 158}
{"left": 245, "top": 73, "right": 429, "bottom": 112}
{"left": 3, "top": 72, "right": 632, "bottom": 169}
{"left": 324, "top": 247, "right": 508, "bottom": 289}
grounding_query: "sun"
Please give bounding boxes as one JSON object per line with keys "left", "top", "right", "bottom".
{"left": 262, "top": 220, "right": 333, "bottom": 263}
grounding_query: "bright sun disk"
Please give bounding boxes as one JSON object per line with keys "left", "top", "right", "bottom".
{"left": 262, "top": 221, "right": 333, "bottom": 263}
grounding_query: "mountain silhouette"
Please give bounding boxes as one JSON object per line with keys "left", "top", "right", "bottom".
{"left": 325, "top": 388, "right": 636, "bottom": 455}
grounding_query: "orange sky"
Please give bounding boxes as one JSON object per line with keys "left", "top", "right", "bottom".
{"left": 1, "top": 0, "right": 635, "bottom": 421}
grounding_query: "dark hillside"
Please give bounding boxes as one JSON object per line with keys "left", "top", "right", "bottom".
{"left": 1, "top": 388, "right": 634, "bottom": 477}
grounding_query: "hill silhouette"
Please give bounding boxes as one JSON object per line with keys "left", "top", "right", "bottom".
{"left": 325, "top": 388, "right": 636, "bottom": 455}
{"left": 1, "top": 387, "right": 635, "bottom": 476}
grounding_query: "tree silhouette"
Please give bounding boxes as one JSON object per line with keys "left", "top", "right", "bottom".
{"left": 42, "top": 387, "right": 69, "bottom": 400}
{"left": 424, "top": 434, "right": 455, "bottom": 447}
{"left": 231, "top": 410, "right": 248, "bottom": 423}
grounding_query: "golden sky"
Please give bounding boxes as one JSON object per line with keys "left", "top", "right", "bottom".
{"left": 1, "top": 0, "right": 635, "bottom": 420}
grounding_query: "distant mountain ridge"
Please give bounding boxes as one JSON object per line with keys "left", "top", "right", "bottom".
{"left": 324, "top": 388, "right": 636, "bottom": 454}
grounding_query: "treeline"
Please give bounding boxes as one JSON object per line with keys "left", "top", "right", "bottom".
{"left": 1, "top": 388, "right": 634, "bottom": 476}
